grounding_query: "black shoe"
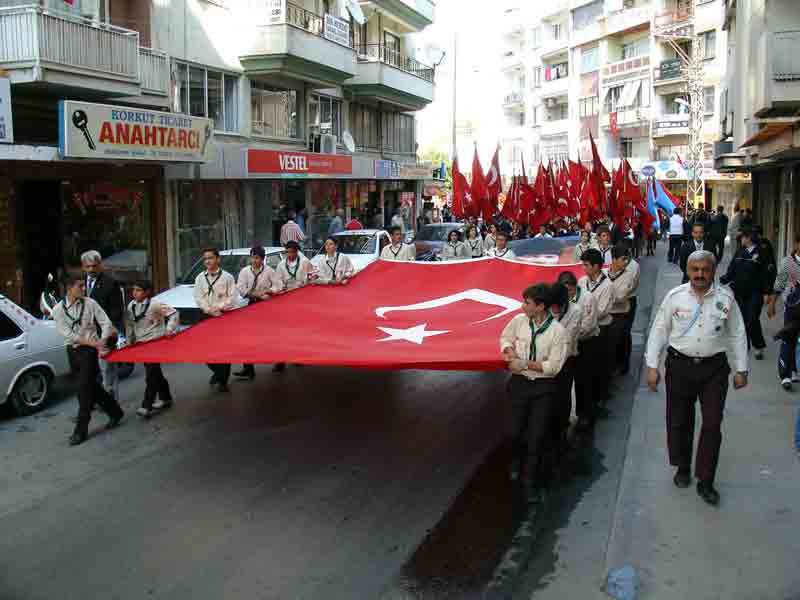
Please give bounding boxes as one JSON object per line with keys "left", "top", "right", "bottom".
{"left": 234, "top": 369, "right": 255, "bottom": 380}
{"left": 673, "top": 468, "right": 691, "bottom": 488}
{"left": 217, "top": 383, "right": 230, "bottom": 393}
{"left": 106, "top": 412, "right": 124, "bottom": 430}
{"left": 272, "top": 363, "right": 285, "bottom": 373}
{"left": 209, "top": 375, "right": 219, "bottom": 385}
{"left": 69, "top": 431, "right": 88, "bottom": 446}
{"left": 697, "top": 481, "right": 720, "bottom": 506}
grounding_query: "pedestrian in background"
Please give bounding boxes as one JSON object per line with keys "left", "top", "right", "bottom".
{"left": 710, "top": 206, "right": 729, "bottom": 261}
{"left": 668, "top": 208, "right": 685, "bottom": 264}
{"left": 125, "top": 280, "right": 178, "bottom": 417}
{"left": 679, "top": 222, "right": 706, "bottom": 284}
{"left": 768, "top": 235, "right": 800, "bottom": 390}
{"left": 646, "top": 250, "right": 748, "bottom": 506}
{"left": 281, "top": 211, "right": 307, "bottom": 247}
{"left": 483, "top": 223, "right": 498, "bottom": 254}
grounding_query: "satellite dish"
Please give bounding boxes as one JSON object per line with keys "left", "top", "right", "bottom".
{"left": 347, "top": 0, "right": 366, "bottom": 25}
{"left": 342, "top": 130, "right": 356, "bottom": 153}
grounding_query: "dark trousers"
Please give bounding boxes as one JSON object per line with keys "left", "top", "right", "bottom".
{"left": 779, "top": 308, "right": 798, "bottom": 379}
{"left": 597, "top": 325, "right": 613, "bottom": 403}
{"left": 664, "top": 349, "right": 730, "bottom": 483}
{"left": 668, "top": 235, "right": 683, "bottom": 263}
{"left": 735, "top": 291, "right": 766, "bottom": 350}
{"left": 71, "top": 346, "right": 123, "bottom": 435}
{"left": 143, "top": 363, "right": 172, "bottom": 409}
{"left": 508, "top": 375, "right": 557, "bottom": 485}
{"left": 552, "top": 356, "right": 577, "bottom": 443}
{"left": 199, "top": 313, "right": 231, "bottom": 383}
{"left": 712, "top": 236, "right": 725, "bottom": 261}
{"left": 606, "top": 315, "right": 627, "bottom": 386}
{"left": 616, "top": 298, "right": 637, "bottom": 373}
{"left": 576, "top": 335, "right": 601, "bottom": 422}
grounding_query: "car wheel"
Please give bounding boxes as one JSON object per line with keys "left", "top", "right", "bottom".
{"left": 10, "top": 368, "right": 51, "bottom": 416}
{"left": 117, "top": 362, "right": 135, "bottom": 380}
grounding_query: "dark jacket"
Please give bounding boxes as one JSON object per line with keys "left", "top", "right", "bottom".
{"left": 709, "top": 212, "right": 729, "bottom": 240}
{"left": 86, "top": 272, "right": 123, "bottom": 325}
{"left": 720, "top": 245, "right": 773, "bottom": 297}
{"left": 679, "top": 239, "right": 709, "bottom": 280}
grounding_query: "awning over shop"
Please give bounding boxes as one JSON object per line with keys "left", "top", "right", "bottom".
{"left": 740, "top": 122, "right": 793, "bottom": 148}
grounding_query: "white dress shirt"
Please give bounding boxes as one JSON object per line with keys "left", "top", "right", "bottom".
{"left": 578, "top": 273, "right": 613, "bottom": 326}
{"left": 645, "top": 283, "right": 748, "bottom": 373}
{"left": 380, "top": 243, "right": 416, "bottom": 261}
{"left": 486, "top": 247, "right": 517, "bottom": 259}
{"left": 500, "top": 314, "right": 567, "bottom": 380}
{"left": 125, "top": 299, "right": 178, "bottom": 344}
{"left": 574, "top": 286, "right": 599, "bottom": 340}
{"left": 193, "top": 270, "right": 237, "bottom": 315}
{"left": 669, "top": 215, "right": 685, "bottom": 235}
{"left": 483, "top": 234, "right": 497, "bottom": 253}
{"left": 465, "top": 237, "right": 484, "bottom": 258}
{"left": 557, "top": 300, "right": 583, "bottom": 358}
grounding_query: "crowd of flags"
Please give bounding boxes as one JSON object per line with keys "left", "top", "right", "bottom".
{"left": 451, "top": 133, "right": 683, "bottom": 234}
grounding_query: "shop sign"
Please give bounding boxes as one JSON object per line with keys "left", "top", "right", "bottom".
{"left": 248, "top": 149, "right": 353, "bottom": 177}
{"left": 640, "top": 160, "right": 688, "bottom": 180}
{"left": 399, "top": 163, "right": 432, "bottom": 179}
{"left": 374, "top": 159, "right": 400, "bottom": 178}
{"left": 324, "top": 14, "right": 351, "bottom": 47}
{"left": 659, "top": 58, "right": 682, "bottom": 80}
{"left": 0, "top": 78, "right": 12, "bottom": 144}
{"left": 58, "top": 101, "right": 212, "bottom": 162}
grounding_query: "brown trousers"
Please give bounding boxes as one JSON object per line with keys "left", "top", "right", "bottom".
{"left": 664, "top": 349, "right": 730, "bottom": 483}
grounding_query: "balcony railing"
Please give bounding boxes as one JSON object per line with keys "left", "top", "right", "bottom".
{"left": 357, "top": 44, "right": 434, "bottom": 82}
{"left": 139, "top": 46, "right": 168, "bottom": 95}
{"left": 655, "top": 7, "right": 692, "bottom": 29}
{"left": 773, "top": 31, "right": 800, "bottom": 81}
{"left": 0, "top": 4, "right": 139, "bottom": 80}
{"left": 282, "top": 1, "right": 352, "bottom": 48}
{"left": 503, "top": 90, "right": 524, "bottom": 106}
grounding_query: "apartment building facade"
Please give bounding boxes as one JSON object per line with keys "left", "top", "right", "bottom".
{"left": 0, "top": 0, "right": 436, "bottom": 308}
{"left": 498, "top": 0, "right": 750, "bottom": 212}
{"left": 715, "top": 0, "right": 800, "bottom": 257}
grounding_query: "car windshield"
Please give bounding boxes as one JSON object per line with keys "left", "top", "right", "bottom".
{"left": 328, "top": 234, "right": 376, "bottom": 255}
{"left": 416, "top": 226, "right": 458, "bottom": 242}
{"left": 181, "top": 252, "right": 284, "bottom": 284}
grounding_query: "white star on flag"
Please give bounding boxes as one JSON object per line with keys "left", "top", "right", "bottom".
{"left": 376, "top": 323, "right": 450, "bottom": 345}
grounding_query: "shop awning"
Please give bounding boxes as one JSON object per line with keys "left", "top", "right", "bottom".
{"left": 740, "top": 122, "right": 793, "bottom": 148}
{"left": 621, "top": 79, "right": 642, "bottom": 107}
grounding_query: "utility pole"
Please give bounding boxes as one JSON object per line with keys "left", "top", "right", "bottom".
{"left": 451, "top": 32, "right": 458, "bottom": 160}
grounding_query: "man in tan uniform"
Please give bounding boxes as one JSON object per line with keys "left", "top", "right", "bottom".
{"left": 380, "top": 227, "right": 416, "bottom": 261}
{"left": 234, "top": 246, "right": 277, "bottom": 380}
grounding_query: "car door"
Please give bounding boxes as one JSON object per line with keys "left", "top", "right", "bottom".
{"left": 0, "top": 306, "right": 29, "bottom": 396}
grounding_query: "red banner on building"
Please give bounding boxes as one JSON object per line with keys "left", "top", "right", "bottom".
{"left": 247, "top": 149, "right": 353, "bottom": 176}
{"left": 609, "top": 112, "right": 620, "bottom": 138}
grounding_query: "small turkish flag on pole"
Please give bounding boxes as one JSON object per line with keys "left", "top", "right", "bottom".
{"left": 486, "top": 145, "right": 502, "bottom": 204}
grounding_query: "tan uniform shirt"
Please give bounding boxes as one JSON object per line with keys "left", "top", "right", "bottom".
{"left": 380, "top": 243, "right": 416, "bottom": 261}
{"left": 486, "top": 247, "right": 517, "bottom": 259}
{"left": 608, "top": 263, "right": 639, "bottom": 315}
{"left": 557, "top": 299, "right": 583, "bottom": 358}
{"left": 193, "top": 270, "right": 237, "bottom": 315}
{"left": 645, "top": 283, "right": 748, "bottom": 373}
{"left": 499, "top": 314, "right": 567, "bottom": 380}
{"left": 237, "top": 265, "right": 278, "bottom": 302}
{"left": 52, "top": 296, "right": 113, "bottom": 347}
{"left": 125, "top": 300, "right": 178, "bottom": 344}
{"left": 465, "top": 237, "right": 484, "bottom": 258}
{"left": 441, "top": 241, "right": 469, "bottom": 260}
{"left": 579, "top": 274, "right": 613, "bottom": 327}
{"left": 483, "top": 234, "right": 497, "bottom": 254}
{"left": 313, "top": 252, "right": 355, "bottom": 284}
{"left": 573, "top": 286, "right": 599, "bottom": 340}
{"left": 276, "top": 255, "right": 314, "bottom": 291}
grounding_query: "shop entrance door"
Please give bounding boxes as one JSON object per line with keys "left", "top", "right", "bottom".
{"left": 18, "top": 182, "right": 62, "bottom": 313}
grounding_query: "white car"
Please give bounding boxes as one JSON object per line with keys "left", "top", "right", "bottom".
{"left": 321, "top": 229, "right": 391, "bottom": 272}
{"left": 153, "top": 247, "right": 286, "bottom": 327}
{"left": 0, "top": 295, "right": 70, "bottom": 416}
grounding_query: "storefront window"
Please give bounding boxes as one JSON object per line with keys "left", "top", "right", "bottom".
{"left": 61, "top": 182, "right": 151, "bottom": 286}
{"left": 251, "top": 82, "right": 299, "bottom": 139}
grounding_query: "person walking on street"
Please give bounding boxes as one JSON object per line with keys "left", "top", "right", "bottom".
{"left": 768, "top": 235, "right": 800, "bottom": 390}
{"left": 679, "top": 223, "right": 706, "bottom": 284}
{"left": 313, "top": 236, "right": 355, "bottom": 285}
{"left": 81, "top": 250, "right": 123, "bottom": 405}
{"left": 646, "top": 250, "right": 748, "bottom": 505}
{"left": 728, "top": 205, "right": 744, "bottom": 251}
{"left": 193, "top": 248, "right": 237, "bottom": 391}
{"left": 52, "top": 274, "right": 124, "bottom": 446}
{"left": 125, "top": 281, "right": 179, "bottom": 417}
{"left": 710, "top": 206, "right": 729, "bottom": 261}
{"left": 608, "top": 244, "right": 638, "bottom": 378}
{"left": 327, "top": 209, "right": 345, "bottom": 236}
{"left": 281, "top": 211, "right": 306, "bottom": 247}
{"left": 668, "top": 208, "right": 685, "bottom": 264}
{"left": 579, "top": 248, "right": 614, "bottom": 405}
{"left": 501, "top": 283, "right": 567, "bottom": 504}
{"left": 616, "top": 247, "right": 640, "bottom": 375}
{"left": 380, "top": 227, "right": 416, "bottom": 261}
{"left": 720, "top": 229, "right": 771, "bottom": 360}
{"left": 234, "top": 246, "right": 277, "bottom": 381}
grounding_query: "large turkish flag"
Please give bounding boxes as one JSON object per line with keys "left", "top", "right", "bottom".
{"left": 111, "top": 259, "right": 583, "bottom": 371}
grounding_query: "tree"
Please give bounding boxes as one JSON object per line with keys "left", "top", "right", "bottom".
{"left": 419, "top": 147, "right": 452, "bottom": 191}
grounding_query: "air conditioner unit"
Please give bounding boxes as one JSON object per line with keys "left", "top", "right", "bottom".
{"left": 320, "top": 134, "right": 337, "bottom": 154}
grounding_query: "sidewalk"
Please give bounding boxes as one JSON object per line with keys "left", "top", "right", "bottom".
{"left": 603, "top": 256, "right": 800, "bottom": 599}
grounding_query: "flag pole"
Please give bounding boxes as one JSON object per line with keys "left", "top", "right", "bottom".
{"left": 451, "top": 32, "right": 458, "bottom": 161}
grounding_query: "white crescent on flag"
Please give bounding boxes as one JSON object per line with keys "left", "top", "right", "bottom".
{"left": 375, "top": 288, "right": 521, "bottom": 324}
{"left": 487, "top": 165, "right": 498, "bottom": 187}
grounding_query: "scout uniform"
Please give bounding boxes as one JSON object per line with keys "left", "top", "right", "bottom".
{"left": 441, "top": 240, "right": 469, "bottom": 261}
{"left": 313, "top": 252, "right": 355, "bottom": 284}
{"left": 608, "top": 260, "right": 639, "bottom": 379}
{"left": 645, "top": 283, "right": 748, "bottom": 488}
{"left": 275, "top": 255, "right": 314, "bottom": 291}
{"left": 125, "top": 298, "right": 179, "bottom": 414}
{"left": 235, "top": 264, "right": 278, "bottom": 379}
{"left": 483, "top": 233, "right": 497, "bottom": 254}
{"left": 52, "top": 296, "right": 124, "bottom": 440}
{"left": 553, "top": 296, "right": 584, "bottom": 451}
{"left": 193, "top": 268, "right": 237, "bottom": 387}
{"left": 579, "top": 272, "right": 614, "bottom": 403}
{"left": 486, "top": 247, "right": 517, "bottom": 259}
{"left": 500, "top": 313, "right": 567, "bottom": 495}
{"left": 466, "top": 236, "right": 484, "bottom": 258}
{"left": 573, "top": 285, "right": 601, "bottom": 426}
{"left": 380, "top": 242, "right": 416, "bottom": 261}
{"left": 619, "top": 257, "right": 640, "bottom": 374}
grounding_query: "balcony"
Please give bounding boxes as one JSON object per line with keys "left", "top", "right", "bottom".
{"left": 540, "top": 118, "right": 569, "bottom": 138}
{"left": 601, "top": 106, "right": 650, "bottom": 129}
{"left": 0, "top": 4, "right": 142, "bottom": 96}
{"left": 539, "top": 37, "right": 569, "bottom": 61}
{"left": 349, "top": 44, "right": 434, "bottom": 111}
{"left": 500, "top": 50, "right": 524, "bottom": 72}
{"left": 240, "top": 2, "right": 356, "bottom": 89}
{"left": 602, "top": 55, "right": 651, "bottom": 87}
{"left": 502, "top": 7, "right": 525, "bottom": 38}
{"left": 748, "top": 31, "right": 800, "bottom": 118}
{"left": 503, "top": 90, "right": 525, "bottom": 112}
{"left": 539, "top": 73, "right": 569, "bottom": 99}
{"left": 652, "top": 115, "right": 691, "bottom": 138}
{"left": 606, "top": 5, "right": 651, "bottom": 37}
{"left": 654, "top": 6, "right": 693, "bottom": 38}
{"left": 361, "top": 0, "right": 434, "bottom": 31}
{"left": 139, "top": 47, "right": 168, "bottom": 96}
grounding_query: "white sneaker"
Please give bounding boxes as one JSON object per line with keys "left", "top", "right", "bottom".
{"left": 754, "top": 350, "right": 765, "bottom": 360}
{"left": 152, "top": 399, "right": 172, "bottom": 410}
{"left": 136, "top": 407, "right": 153, "bottom": 417}
{"left": 782, "top": 378, "right": 793, "bottom": 390}
{"left": 792, "top": 374, "right": 800, "bottom": 383}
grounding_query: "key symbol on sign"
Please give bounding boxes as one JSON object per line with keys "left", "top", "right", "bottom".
{"left": 72, "top": 110, "right": 96, "bottom": 150}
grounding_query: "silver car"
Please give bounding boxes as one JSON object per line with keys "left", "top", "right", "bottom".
{"left": 0, "top": 295, "right": 70, "bottom": 416}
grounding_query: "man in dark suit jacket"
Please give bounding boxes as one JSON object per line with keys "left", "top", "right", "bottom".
{"left": 679, "top": 222, "right": 707, "bottom": 283}
{"left": 81, "top": 250, "right": 123, "bottom": 403}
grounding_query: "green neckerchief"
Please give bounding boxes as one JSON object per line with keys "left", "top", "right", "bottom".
{"left": 529, "top": 313, "right": 555, "bottom": 361}
{"left": 571, "top": 286, "right": 581, "bottom": 303}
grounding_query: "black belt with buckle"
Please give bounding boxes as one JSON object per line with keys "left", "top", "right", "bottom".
{"left": 667, "top": 347, "right": 725, "bottom": 365}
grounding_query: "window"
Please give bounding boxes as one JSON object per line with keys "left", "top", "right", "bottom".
{"left": 552, "top": 23, "right": 562, "bottom": 41}
{"left": 384, "top": 31, "right": 401, "bottom": 55}
{"left": 622, "top": 36, "right": 650, "bottom": 60}
{"left": 0, "top": 312, "right": 21, "bottom": 341}
{"left": 655, "top": 144, "right": 688, "bottom": 161}
{"left": 251, "top": 82, "right": 299, "bottom": 139}
{"left": 545, "top": 62, "right": 568, "bottom": 80}
{"left": 533, "top": 67, "right": 542, "bottom": 88}
{"left": 572, "top": 0, "right": 603, "bottom": 31}
{"left": 581, "top": 47, "right": 599, "bottom": 73}
{"left": 531, "top": 143, "right": 540, "bottom": 163}
{"left": 531, "top": 26, "right": 542, "bottom": 49}
{"left": 579, "top": 96, "right": 599, "bottom": 117}
{"left": 605, "top": 85, "right": 623, "bottom": 113}
{"left": 352, "top": 21, "right": 367, "bottom": 52}
{"left": 703, "top": 86, "right": 715, "bottom": 114}
{"left": 174, "top": 61, "right": 240, "bottom": 132}
{"left": 701, "top": 30, "right": 716, "bottom": 59}
{"left": 349, "top": 103, "right": 380, "bottom": 150}
{"left": 309, "top": 94, "right": 342, "bottom": 141}
{"left": 531, "top": 106, "right": 539, "bottom": 126}
{"left": 621, "top": 137, "right": 633, "bottom": 159}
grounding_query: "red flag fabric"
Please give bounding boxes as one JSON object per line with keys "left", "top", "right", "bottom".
{"left": 486, "top": 146, "right": 502, "bottom": 205}
{"left": 555, "top": 165, "right": 571, "bottom": 218}
{"left": 451, "top": 156, "right": 468, "bottom": 220}
{"left": 589, "top": 132, "right": 610, "bottom": 183}
{"left": 501, "top": 175, "right": 518, "bottom": 222}
{"left": 111, "top": 260, "right": 583, "bottom": 370}
{"left": 471, "top": 146, "right": 492, "bottom": 222}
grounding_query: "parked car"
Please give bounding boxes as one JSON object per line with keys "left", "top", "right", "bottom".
{"left": 511, "top": 235, "right": 580, "bottom": 264}
{"left": 153, "top": 247, "right": 285, "bottom": 327}
{"left": 0, "top": 295, "right": 71, "bottom": 416}
{"left": 411, "top": 223, "right": 466, "bottom": 260}
{"left": 317, "top": 229, "right": 391, "bottom": 272}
